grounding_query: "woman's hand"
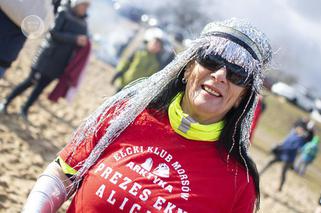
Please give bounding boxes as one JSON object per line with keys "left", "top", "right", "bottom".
{"left": 76, "top": 35, "right": 88, "bottom": 47}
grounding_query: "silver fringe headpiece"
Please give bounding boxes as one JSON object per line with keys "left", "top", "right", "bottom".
{"left": 65, "top": 18, "right": 272, "bottom": 187}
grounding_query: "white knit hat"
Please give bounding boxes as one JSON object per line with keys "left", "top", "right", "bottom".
{"left": 144, "top": 27, "right": 165, "bottom": 42}
{"left": 70, "top": 0, "right": 91, "bottom": 7}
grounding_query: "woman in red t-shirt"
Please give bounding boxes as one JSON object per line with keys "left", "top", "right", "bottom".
{"left": 23, "top": 18, "right": 272, "bottom": 213}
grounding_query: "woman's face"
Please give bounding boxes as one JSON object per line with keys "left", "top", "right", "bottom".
{"left": 74, "top": 3, "right": 90, "bottom": 17}
{"left": 147, "top": 39, "right": 162, "bottom": 54}
{"left": 181, "top": 61, "right": 247, "bottom": 124}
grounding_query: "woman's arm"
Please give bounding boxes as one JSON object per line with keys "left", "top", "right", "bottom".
{"left": 22, "top": 162, "right": 73, "bottom": 213}
{"left": 231, "top": 178, "right": 256, "bottom": 213}
{"left": 23, "top": 100, "right": 118, "bottom": 212}
{"left": 111, "top": 53, "right": 136, "bottom": 85}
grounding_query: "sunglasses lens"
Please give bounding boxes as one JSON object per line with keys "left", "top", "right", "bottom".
{"left": 197, "top": 52, "right": 251, "bottom": 87}
{"left": 226, "top": 63, "right": 251, "bottom": 86}
{"left": 196, "top": 54, "right": 224, "bottom": 70}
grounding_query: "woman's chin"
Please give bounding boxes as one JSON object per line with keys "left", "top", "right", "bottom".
{"left": 195, "top": 93, "right": 223, "bottom": 108}
{"left": 192, "top": 103, "right": 223, "bottom": 120}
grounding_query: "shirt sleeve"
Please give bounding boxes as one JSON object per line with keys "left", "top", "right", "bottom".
{"left": 58, "top": 106, "right": 118, "bottom": 172}
{"left": 231, "top": 177, "right": 256, "bottom": 213}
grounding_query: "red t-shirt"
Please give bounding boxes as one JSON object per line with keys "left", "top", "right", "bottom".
{"left": 60, "top": 109, "right": 256, "bottom": 213}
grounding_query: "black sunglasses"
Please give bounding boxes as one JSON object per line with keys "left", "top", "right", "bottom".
{"left": 196, "top": 54, "right": 252, "bottom": 87}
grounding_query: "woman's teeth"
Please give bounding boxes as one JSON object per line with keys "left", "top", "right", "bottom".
{"left": 203, "top": 86, "right": 221, "bottom": 97}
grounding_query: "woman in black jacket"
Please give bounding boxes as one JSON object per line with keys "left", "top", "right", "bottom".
{"left": 0, "top": 0, "right": 90, "bottom": 120}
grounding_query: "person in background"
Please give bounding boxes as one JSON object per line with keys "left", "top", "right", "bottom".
{"left": 0, "top": 0, "right": 90, "bottom": 121}
{"left": 22, "top": 18, "right": 272, "bottom": 212}
{"left": 0, "top": 10, "right": 27, "bottom": 78}
{"left": 0, "top": 0, "right": 55, "bottom": 78}
{"left": 294, "top": 118, "right": 315, "bottom": 143}
{"left": 295, "top": 135, "right": 319, "bottom": 175}
{"left": 260, "top": 123, "right": 308, "bottom": 191}
{"left": 111, "top": 35, "right": 164, "bottom": 91}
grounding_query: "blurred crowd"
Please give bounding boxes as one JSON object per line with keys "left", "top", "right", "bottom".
{"left": 260, "top": 118, "right": 319, "bottom": 191}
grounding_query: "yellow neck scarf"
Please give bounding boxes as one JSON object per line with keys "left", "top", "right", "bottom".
{"left": 168, "top": 93, "right": 224, "bottom": 142}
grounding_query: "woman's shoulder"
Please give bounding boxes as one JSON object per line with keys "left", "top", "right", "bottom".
{"left": 134, "top": 109, "right": 169, "bottom": 126}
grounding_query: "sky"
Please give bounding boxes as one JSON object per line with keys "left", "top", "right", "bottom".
{"left": 90, "top": 0, "right": 321, "bottom": 96}
{"left": 205, "top": 0, "right": 321, "bottom": 96}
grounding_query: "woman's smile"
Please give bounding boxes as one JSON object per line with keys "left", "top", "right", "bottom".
{"left": 181, "top": 62, "right": 246, "bottom": 124}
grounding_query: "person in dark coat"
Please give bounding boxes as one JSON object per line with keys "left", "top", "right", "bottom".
{"left": 0, "top": 0, "right": 91, "bottom": 120}
{"left": 0, "top": 10, "right": 27, "bottom": 78}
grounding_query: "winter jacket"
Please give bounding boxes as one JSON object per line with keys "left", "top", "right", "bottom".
{"left": 300, "top": 136, "right": 319, "bottom": 163}
{"left": 114, "top": 49, "right": 160, "bottom": 89}
{"left": 277, "top": 130, "right": 306, "bottom": 163}
{"left": 0, "top": 10, "right": 26, "bottom": 68}
{"left": 32, "top": 7, "right": 88, "bottom": 79}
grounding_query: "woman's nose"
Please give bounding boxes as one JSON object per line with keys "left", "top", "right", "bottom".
{"left": 210, "top": 67, "right": 228, "bottom": 84}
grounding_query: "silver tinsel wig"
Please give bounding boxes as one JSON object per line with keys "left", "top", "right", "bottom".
{"left": 65, "top": 18, "right": 272, "bottom": 186}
